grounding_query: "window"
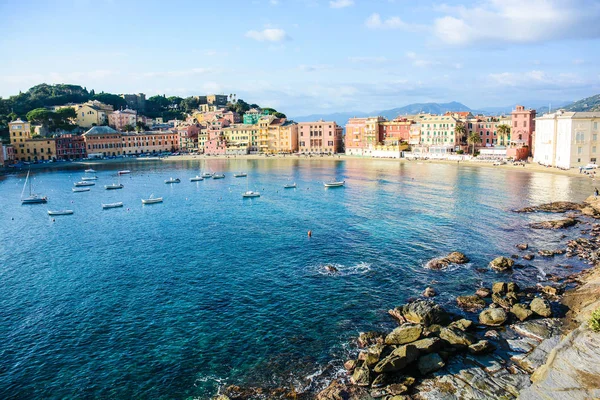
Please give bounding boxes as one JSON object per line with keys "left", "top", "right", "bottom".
{"left": 595, "top": 122, "right": 598, "bottom": 130}
{"left": 523, "top": 121, "right": 527, "bottom": 127}
{"left": 594, "top": 134, "right": 598, "bottom": 141}
{"left": 593, "top": 146, "right": 597, "bottom": 154}
{"left": 578, "top": 147, "right": 583, "bottom": 155}
{"left": 514, "top": 121, "right": 517, "bottom": 127}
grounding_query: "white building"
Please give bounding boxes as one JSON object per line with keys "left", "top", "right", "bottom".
{"left": 534, "top": 111, "right": 600, "bottom": 168}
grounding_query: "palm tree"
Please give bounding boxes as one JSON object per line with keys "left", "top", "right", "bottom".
{"left": 496, "top": 124, "right": 511, "bottom": 146}
{"left": 454, "top": 121, "right": 467, "bottom": 145}
{"left": 467, "top": 131, "right": 482, "bottom": 156}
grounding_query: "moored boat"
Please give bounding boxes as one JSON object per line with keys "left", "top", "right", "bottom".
{"left": 324, "top": 181, "right": 345, "bottom": 188}
{"left": 142, "top": 195, "right": 163, "bottom": 204}
{"left": 234, "top": 172, "right": 247, "bottom": 178}
{"left": 105, "top": 183, "right": 124, "bottom": 190}
{"left": 74, "top": 181, "right": 95, "bottom": 187}
{"left": 190, "top": 176, "right": 204, "bottom": 182}
{"left": 118, "top": 170, "right": 131, "bottom": 175}
{"left": 201, "top": 172, "right": 213, "bottom": 178}
{"left": 47, "top": 210, "right": 74, "bottom": 216}
{"left": 212, "top": 174, "right": 225, "bottom": 179}
{"left": 102, "top": 202, "right": 123, "bottom": 209}
{"left": 242, "top": 190, "right": 260, "bottom": 198}
{"left": 284, "top": 183, "right": 297, "bottom": 189}
{"left": 84, "top": 168, "right": 96, "bottom": 173}
{"left": 21, "top": 170, "right": 47, "bottom": 204}
{"left": 81, "top": 176, "right": 98, "bottom": 181}
{"left": 165, "top": 178, "right": 181, "bottom": 184}
{"left": 72, "top": 187, "right": 91, "bottom": 193}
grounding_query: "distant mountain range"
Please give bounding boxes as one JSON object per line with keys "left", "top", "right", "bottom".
{"left": 291, "top": 99, "right": 589, "bottom": 127}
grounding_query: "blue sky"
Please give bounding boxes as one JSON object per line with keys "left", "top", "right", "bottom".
{"left": 1, "top": 0, "right": 600, "bottom": 116}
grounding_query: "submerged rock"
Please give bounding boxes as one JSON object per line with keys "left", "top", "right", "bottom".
{"left": 479, "top": 308, "right": 507, "bottom": 326}
{"left": 489, "top": 257, "right": 514, "bottom": 272}
{"left": 530, "top": 218, "right": 578, "bottom": 229}
{"left": 423, "top": 286, "right": 437, "bottom": 297}
{"left": 515, "top": 202, "right": 583, "bottom": 213}
{"left": 324, "top": 264, "right": 339, "bottom": 273}
{"left": 516, "top": 243, "right": 529, "bottom": 250}
{"left": 523, "top": 254, "right": 535, "bottom": 261}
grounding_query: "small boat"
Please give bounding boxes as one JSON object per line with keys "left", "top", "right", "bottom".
{"left": 81, "top": 176, "right": 98, "bottom": 181}
{"left": 48, "top": 210, "right": 74, "bottom": 216}
{"left": 118, "top": 170, "right": 131, "bottom": 175}
{"left": 242, "top": 191, "right": 261, "bottom": 198}
{"left": 142, "top": 195, "right": 163, "bottom": 204}
{"left": 324, "top": 181, "right": 345, "bottom": 188}
{"left": 102, "top": 202, "right": 123, "bottom": 209}
{"left": 105, "top": 183, "right": 124, "bottom": 190}
{"left": 190, "top": 176, "right": 204, "bottom": 182}
{"left": 165, "top": 178, "right": 181, "bottom": 184}
{"left": 72, "top": 187, "right": 91, "bottom": 193}
{"left": 74, "top": 181, "right": 95, "bottom": 187}
{"left": 234, "top": 173, "right": 247, "bottom": 178}
{"left": 284, "top": 183, "right": 297, "bottom": 189}
{"left": 21, "top": 170, "right": 47, "bottom": 204}
{"left": 201, "top": 172, "right": 213, "bottom": 178}
{"left": 85, "top": 168, "right": 96, "bottom": 173}
{"left": 212, "top": 174, "right": 225, "bottom": 179}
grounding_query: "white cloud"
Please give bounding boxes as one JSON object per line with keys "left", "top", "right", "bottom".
{"left": 329, "top": 0, "right": 353, "bottom": 8}
{"left": 487, "top": 70, "right": 592, "bottom": 89}
{"left": 434, "top": 0, "right": 600, "bottom": 45}
{"left": 245, "top": 28, "right": 289, "bottom": 42}
{"left": 573, "top": 59, "right": 585, "bottom": 65}
{"left": 365, "top": 13, "right": 420, "bottom": 30}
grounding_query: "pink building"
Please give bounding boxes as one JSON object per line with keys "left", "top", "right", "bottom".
{"left": 345, "top": 117, "right": 385, "bottom": 155}
{"left": 55, "top": 134, "right": 86, "bottom": 160}
{"left": 466, "top": 117, "right": 499, "bottom": 146}
{"left": 176, "top": 124, "right": 200, "bottom": 153}
{"left": 108, "top": 109, "right": 138, "bottom": 131}
{"left": 298, "top": 121, "right": 343, "bottom": 154}
{"left": 203, "top": 117, "right": 230, "bottom": 155}
{"left": 380, "top": 118, "right": 414, "bottom": 145}
{"left": 511, "top": 105, "right": 536, "bottom": 153}
{"left": 1, "top": 144, "right": 15, "bottom": 166}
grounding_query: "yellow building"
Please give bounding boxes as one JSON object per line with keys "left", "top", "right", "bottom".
{"left": 9, "top": 119, "right": 57, "bottom": 161}
{"left": 223, "top": 124, "right": 259, "bottom": 154}
{"left": 257, "top": 116, "right": 298, "bottom": 154}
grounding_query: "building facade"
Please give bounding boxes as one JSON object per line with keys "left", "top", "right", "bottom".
{"left": 1, "top": 145, "right": 15, "bottom": 166}
{"left": 418, "top": 115, "right": 460, "bottom": 150}
{"left": 55, "top": 134, "right": 86, "bottom": 160}
{"left": 121, "top": 131, "right": 179, "bottom": 155}
{"left": 297, "top": 121, "right": 343, "bottom": 154}
{"left": 511, "top": 105, "right": 536, "bottom": 151}
{"left": 534, "top": 111, "right": 600, "bottom": 169}
{"left": 380, "top": 118, "right": 414, "bottom": 145}
{"left": 257, "top": 116, "right": 298, "bottom": 154}
{"left": 74, "top": 103, "right": 111, "bottom": 127}
{"left": 223, "top": 124, "right": 259, "bottom": 154}
{"left": 177, "top": 124, "right": 200, "bottom": 153}
{"left": 120, "top": 93, "right": 146, "bottom": 111}
{"left": 9, "top": 119, "right": 57, "bottom": 161}
{"left": 345, "top": 117, "right": 385, "bottom": 155}
{"left": 207, "top": 94, "right": 228, "bottom": 106}
{"left": 108, "top": 109, "right": 138, "bottom": 131}
{"left": 82, "top": 126, "right": 123, "bottom": 157}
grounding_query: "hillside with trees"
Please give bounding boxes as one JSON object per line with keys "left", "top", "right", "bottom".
{"left": 563, "top": 93, "right": 600, "bottom": 112}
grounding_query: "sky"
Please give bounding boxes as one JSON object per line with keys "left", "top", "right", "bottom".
{"left": 1, "top": 0, "right": 600, "bottom": 116}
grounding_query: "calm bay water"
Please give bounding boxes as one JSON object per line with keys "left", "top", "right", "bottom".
{"left": 0, "top": 159, "right": 593, "bottom": 399}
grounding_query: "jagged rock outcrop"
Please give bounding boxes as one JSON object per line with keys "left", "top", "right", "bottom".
{"left": 530, "top": 218, "right": 578, "bottom": 229}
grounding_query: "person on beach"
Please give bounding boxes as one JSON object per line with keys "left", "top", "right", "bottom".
{"left": 595, "top": 188, "right": 599, "bottom": 198}
{"left": 580, "top": 166, "right": 583, "bottom": 174}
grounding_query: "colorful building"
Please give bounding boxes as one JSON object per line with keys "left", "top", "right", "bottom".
{"left": 55, "top": 134, "right": 86, "bottom": 160}
{"left": 534, "top": 111, "right": 600, "bottom": 168}
{"left": 121, "top": 131, "right": 179, "bottom": 155}
{"left": 511, "top": 105, "right": 536, "bottom": 152}
{"left": 72, "top": 102, "right": 112, "bottom": 127}
{"left": 223, "top": 124, "right": 260, "bottom": 154}
{"left": 297, "top": 121, "right": 343, "bottom": 154}
{"left": 82, "top": 126, "right": 123, "bottom": 157}
{"left": 466, "top": 117, "right": 499, "bottom": 146}
{"left": 243, "top": 108, "right": 268, "bottom": 125}
{"left": 344, "top": 117, "right": 385, "bottom": 155}
{"left": 419, "top": 115, "right": 460, "bottom": 151}
{"left": 176, "top": 124, "right": 200, "bottom": 153}
{"left": 9, "top": 119, "right": 57, "bottom": 161}
{"left": 108, "top": 109, "right": 138, "bottom": 131}
{"left": 380, "top": 118, "right": 414, "bottom": 145}
{"left": 1, "top": 145, "right": 15, "bottom": 166}
{"left": 207, "top": 94, "right": 228, "bottom": 106}
{"left": 257, "top": 116, "right": 298, "bottom": 154}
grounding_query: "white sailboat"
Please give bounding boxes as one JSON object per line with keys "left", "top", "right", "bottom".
{"left": 324, "top": 180, "right": 345, "bottom": 188}
{"left": 21, "top": 170, "right": 47, "bottom": 204}
{"left": 105, "top": 174, "right": 123, "bottom": 190}
{"left": 84, "top": 168, "right": 96, "bottom": 173}
{"left": 142, "top": 194, "right": 163, "bottom": 204}
{"left": 242, "top": 176, "right": 260, "bottom": 198}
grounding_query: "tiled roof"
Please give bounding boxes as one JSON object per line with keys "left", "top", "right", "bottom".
{"left": 83, "top": 126, "right": 120, "bottom": 136}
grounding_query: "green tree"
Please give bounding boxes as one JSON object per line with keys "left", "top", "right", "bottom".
{"left": 55, "top": 107, "right": 76, "bottom": 122}
{"left": 454, "top": 121, "right": 467, "bottom": 144}
{"left": 123, "top": 124, "right": 135, "bottom": 132}
{"left": 496, "top": 124, "right": 511, "bottom": 146}
{"left": 135, "top": 121, "right": 149, "bottom": 132}
{"left": 26, "top": 108, "right": 53, "bottom": 125}
{"left": 181, "top": 97, "right": 200, "bottom": 113}
{"left": 91, "top": 93, "right": 127, "bottom": 110}
{"left": 467, "top": 131, "right": 482, "bottom": 156}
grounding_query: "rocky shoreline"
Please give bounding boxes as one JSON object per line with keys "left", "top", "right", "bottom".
{"left": 212, "top": 197, "right": 600, "bottom": 400}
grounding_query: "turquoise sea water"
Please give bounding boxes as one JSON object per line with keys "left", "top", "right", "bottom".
{"left": 0, "top": 159, "right": 593, "bottom": 398}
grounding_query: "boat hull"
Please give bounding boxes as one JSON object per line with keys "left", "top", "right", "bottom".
{"left": 102, "top": 203, "right": 123, "bottom": 209}
{"left": 142, "top": 198, "right": 163, "bottom": 204}
{"left": 324, "top": 181, "right": 345, "bottom": 187}
{"left": 105, "top": 185, "right": 124, "bottom": 190}
{"left": 72, "top": 188, "right": 90, "bottom": 192}
{"left": 22, "top": 197, "right": 48, "bottom": 204}
{"left": 48, "top": 210, "right": 74, "bottom": 216}
{"left": 74, "top": 182, "right": 95, "bottom": 187}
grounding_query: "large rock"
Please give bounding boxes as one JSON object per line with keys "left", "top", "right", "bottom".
{"left": 530, "top": 297, "right": 552, "bottom": 317}
{"left": 417, "top": 353, "right": 445, "bottom": 375}
{"left": 468, "top": 340, "right": 496, "bottom": 355}
{"left": 479, "top": 308, "right": 507, "bottom": 326}
{"left": 316, "top": 380, "right": 374, "bottom": 400}
{"left": 426, "top": 251, "right": 469, "bottom": 270}
{"left": 439, "top": 327, "right": 475, "bottom": 347}
{"left": 449, "top": 319, "right": 473, "bottom": 331}
{"left": 489, "top": 257, "right": 514, "bottom": 272}
{"left": 516, "top": 243, "right": 529, "bottom": 250}
{"left": 350, "top": 363, "right": 371, "bottom": 386}
{"left": 492, "top": 282, "right": 507, "bottom": 294}
{"left": 411, "top": 337, "right": 444, "bottom": 354}
{"left": 423, "top": 286, "right": 437, "bottom": 297}
{"left": 456, "top": 295, "right": 486, "bottom": 311}
{"left": 511, "top": 303, "right": 533, "bottom": 321}
{"left": 475, "top": 287, "right": 491, "bottom": 298}
{"left": 492, "top": 292, "right": 518, "bottom": 309}
{"left": 515, "top": 202, "right": 583, "bottom": 213}
{"left": 396, "top": 300, "right": 451, "bottom": 326}
{"left": 529, "top": 218, "right": 578, "bottom": 229}
{"left": 385, "top": 324, "right": 423, "bottom": 345}
{"left": 358, "top": 331, "right": 385, "bottom": 347}
{"left": 511, "top": 318, "right": 562, "bottom": 341}
{"left": 373, "top": 344, "right": 419, "bottom": 373}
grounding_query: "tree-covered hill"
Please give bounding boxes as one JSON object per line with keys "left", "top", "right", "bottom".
{"left": 563, "top": 94, "right": 600, "bottom": 112}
